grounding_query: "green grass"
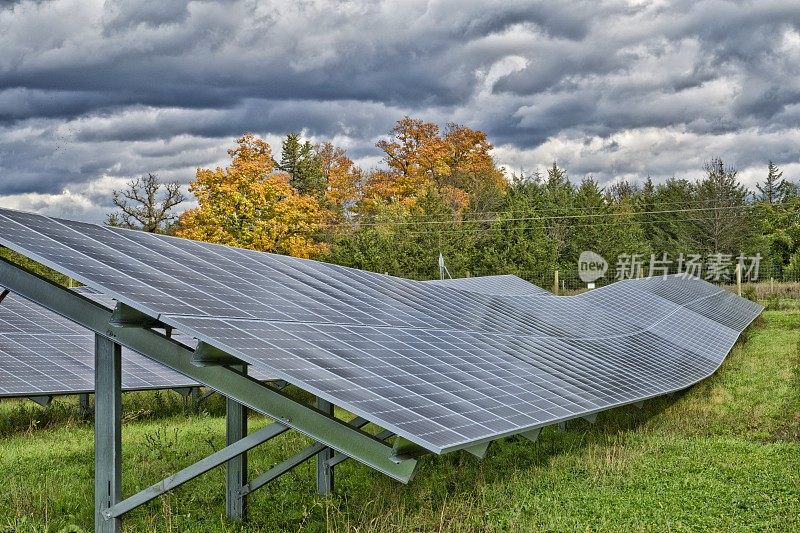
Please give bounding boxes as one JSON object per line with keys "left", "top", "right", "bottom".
{"left": 0, "top": 311, "right": 798, "bottom": 532}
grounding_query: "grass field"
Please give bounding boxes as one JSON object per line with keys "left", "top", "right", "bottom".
{"left": 0, "top": 311, "right": 798, "bottom": 532}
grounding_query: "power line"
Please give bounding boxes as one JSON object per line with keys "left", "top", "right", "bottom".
{"left": 317, "top": 204, "right": 756, "bottom": 229}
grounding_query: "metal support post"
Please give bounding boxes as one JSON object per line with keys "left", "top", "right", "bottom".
{"left": 736, "top": 262, "right": 742, "bottom": 296}
{"left": 79, "top": 393, "right": 91, "bottom": 419}
{"left": 316, "top": 397, "right": 334, "bottom": 495}
{"left": 95, "top": 334, "right": 121, "bottom": 532}
{"left": 227, "top": 367, "right": 248, "bottom": 520}
{"left": 190, "top": 387, "right": 201, "bottom": 410}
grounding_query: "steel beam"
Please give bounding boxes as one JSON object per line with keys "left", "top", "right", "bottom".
{"left": 0, "top": 259, "right": 418, "bottom": 484}
{"left": 316, "top": 397, "right": 334, "bottom": 495}
{"left": 227, "top": 366, "right": 248, "bottom": 520}
{"left": 95, "top": 334, "right": 121, "bottom": 533}
{"left": 105, "top": 421, "right": 288, "bottom": 519}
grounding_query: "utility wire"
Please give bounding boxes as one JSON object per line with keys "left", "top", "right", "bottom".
{"left": 316, "top": 204, "right": 757, "bottom": 229}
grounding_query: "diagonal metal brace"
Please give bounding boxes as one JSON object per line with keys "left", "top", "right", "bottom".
{"left": 0, "top": 259, "right": 418, "bottom": 483}
{"left": 240, "top": 417, "right": 371, "bottom": 498}
{"left": 104, "top": 421, "right": 289, "bottom": 519}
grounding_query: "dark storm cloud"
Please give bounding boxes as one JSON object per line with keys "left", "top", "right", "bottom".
{"left": 0, "top": 0, "right": 799, "bottom": 216}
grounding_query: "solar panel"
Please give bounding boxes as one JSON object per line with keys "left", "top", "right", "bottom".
{"left": 425, "top": 274, "right": 551, "bottom": 296}
{"left": 0, "top": 207, "right": 763, "bottom": 452}
{"left": 0, "top": 289, "right": 197, "bottom": 397}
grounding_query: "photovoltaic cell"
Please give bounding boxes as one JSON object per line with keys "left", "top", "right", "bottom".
{"left": 0, "top": 208, "right": 763, "bottom": 452}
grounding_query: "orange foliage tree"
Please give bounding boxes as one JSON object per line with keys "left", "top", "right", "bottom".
{"left": 364, "top": 117, "right": 507, "bottom": 213}
{"left": 177, "top": 134, "right": 328, "bottom": 258}
{"left": 317, "top": 142, "right": 362, "bottom": 217}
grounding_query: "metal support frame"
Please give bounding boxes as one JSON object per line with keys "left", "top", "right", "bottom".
{"left": 109, "top": 303, "right": 163, "bottom": 329}
{"left": 28, "top": 395, "right": 53, "bottom": 407}
{"left": 226, "top": 366, "right": 248, "bottom": 520}
{"left": 193, "top": 341, "right": 247, "bottom": 367}
{"left": 0, "top": 259, "right": 418, "bottom": 530}
{"left": 521, "top": 428, "right": 541, "bottom": 443}
{"left": 464, "top": 441, "right": 490, "bottom": 459}
{"left": 106, "top": 421, "right": 288, "bottom": 518}
{"left": 316, "top": 397, "right": 335, "bottom": 495}
{"left": 172, "top": 387, "right": 192, "bottom": 398}
{"left": 95, "top": 334, "right": 121, "bottom": 533}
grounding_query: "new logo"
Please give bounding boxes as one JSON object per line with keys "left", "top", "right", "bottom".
{"left": 578, "top": 251, "right": 608, "bottom": 282}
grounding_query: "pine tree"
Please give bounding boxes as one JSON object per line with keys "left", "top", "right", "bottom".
{"left": 693, "top": 158, "right": 750, "bottom": 253}
{"left": 279, "top": 133, "right": 325, "bottom": 197}
{"left": 756, "top": 161, "right": 785, "bottom": 204}
{"left": 542, "top": 162, "right": 574, "bottom": 266}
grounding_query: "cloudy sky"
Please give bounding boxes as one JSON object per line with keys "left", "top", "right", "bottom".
{"left": 1, "top": 0, "right": 799, "bottom": 221}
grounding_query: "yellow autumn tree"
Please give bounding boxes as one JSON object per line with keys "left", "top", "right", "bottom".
{"left": 177, "top": 134, "right": 328, "bottom": 258}
{"left": 364, "top": 117, "right": 507, "bottom": 214}
{"left": 317, "top": 142, "right": 362, "bottom": 217}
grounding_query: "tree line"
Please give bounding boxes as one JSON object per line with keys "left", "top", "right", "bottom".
{"left": 107, "top": 117, "right": 800, "bottom": 285}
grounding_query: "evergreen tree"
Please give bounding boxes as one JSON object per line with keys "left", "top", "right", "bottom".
{"left": 473, "top": 177, "right": 555, "bottom": 285}
{"left": 693, "top": 158, "right": 750, "bottom": 254}
{"left": 756, "top": 161, "right": 785, "bottom": 204}
{"left": 279, "top": 133, "right": 325, "bottom": 197}
{"left": 570, "top": 177, "right": 649, "bottom": 276}
{"left": 542, "top": 162, "right": 574, "bottom": 266}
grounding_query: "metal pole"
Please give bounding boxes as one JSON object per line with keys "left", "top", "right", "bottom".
{"left": 736, "top": 263, "right": 742, "bottom": 296}
{"left": 553, "top": 270, "right": 559, "bottom": 295}
{"left": 316, "top": 398, "right": 334, "bottom": 494}
{"left": 79, "top": 393, "right": 91, "bottom": 419}
{"left": 95, "top": 334, "right": 121, "bottom": 533}
{"left": 226, "top": 367, "right": 248, "bottom": 520}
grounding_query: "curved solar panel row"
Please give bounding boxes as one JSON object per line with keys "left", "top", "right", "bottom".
{"left": 0, "top": 289, "right": 197, "bottom": 396}
{"left": 0, "top": 208, "right": 763, "bottom": 453}
{"left": 424, "top": 274, "right": 551, "bottom": 296}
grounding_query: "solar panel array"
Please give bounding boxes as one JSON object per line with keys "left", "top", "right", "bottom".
{"left": 0, "top": 289, "right": 197, "bottom": 397}
{"left": 0, "top": 208, "right": 763, "bottom": 452}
